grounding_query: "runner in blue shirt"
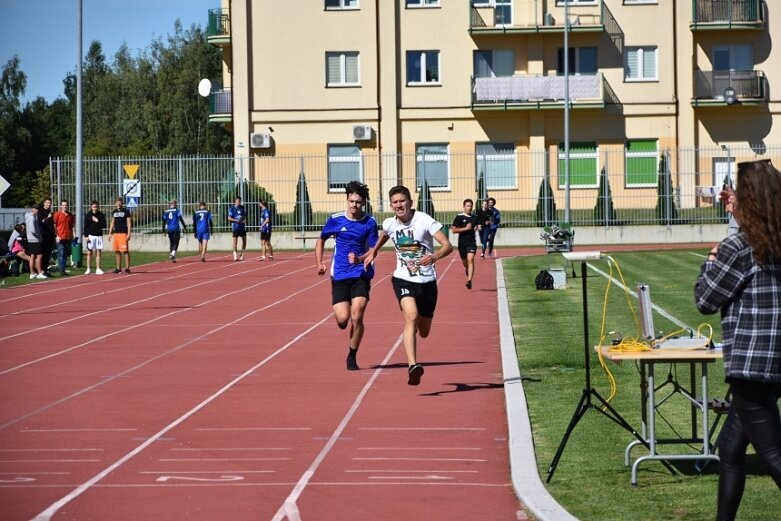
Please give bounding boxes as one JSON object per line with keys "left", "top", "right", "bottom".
{"left": 228, "top": 197, "right": 247, "bottom": 261}
{"left": 486, "top": 197, "right": 501, "bottom": 258}
{"left": 315, "top": 181, "right": 379, "bottom": 371}
{"left": 258, "top": 199, "right": 273, "bottom": 261}
{"left": 162, "top": 199, "right": 187, "bottom": 263}
{"left": 193, "top": 202, "right": 213, "bottom": 262}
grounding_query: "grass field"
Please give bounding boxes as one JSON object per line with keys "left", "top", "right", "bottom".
{"left": 504, "top": 249, "right": 780, "bottom": 521}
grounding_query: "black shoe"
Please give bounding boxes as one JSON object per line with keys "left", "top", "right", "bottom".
{"left": 466, "top": 280, "right": 472, "bottom": 289}
{"left": 112, "top": 268, "right": 121, "bottom": 274}
{"left": 124, "top": 268, "right": 132, "bottom": 274}
{"left": 408, "top": 364, "right": 424, "bottom": 386}
{"left": 59, "top": 271, "right": 70, "bottom": 276}
{"left": 346, "top": 356, "right": 359, "bottom": 371}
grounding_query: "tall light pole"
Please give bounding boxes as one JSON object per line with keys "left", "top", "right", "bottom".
{"left": 75, "top": 0, "right": 84, "bottom": 266}
{"left": 563, "top": 1, "right": 571, "bottom": 224}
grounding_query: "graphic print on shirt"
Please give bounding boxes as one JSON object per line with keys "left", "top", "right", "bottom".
{"left": 393, "top": 229, "right": 430, "bottom": 277}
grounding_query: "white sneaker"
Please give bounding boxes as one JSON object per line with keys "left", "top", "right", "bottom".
{"left": 37, "top": 273, "right": 48, "bottom": 279}
{"left": 233, "top": 251, "right": 238, "bottom": 261}
{"left": 239, "top": 251, "right": 245, "bottom": 261}
{"left": 84, "top": 268, "right": 91, "bottom": 275}
{"left": 30, "top": 274, "right": 36, "bottom": 280}
{"left": 95, "top": 268, "right": 104, "bottom": 275}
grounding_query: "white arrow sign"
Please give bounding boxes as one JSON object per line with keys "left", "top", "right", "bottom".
{"left": 0, "top": 174, "right": 10, "bottom": 197}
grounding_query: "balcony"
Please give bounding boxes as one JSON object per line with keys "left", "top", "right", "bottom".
{"left": 208, "top": 89, "right": 232, "bottom": 123}
{"left": 206, "top": 8, "right": 231, "bottom": 46}
{"left": 692, "top": 70, "right": 767, "bottom": 107}
{"left": 469, "top": 0, "right": 605, "bottom": 35}
{"left": 690, "top": 0, "right": 764, "bottom": 30}
{"left": 472, "top": 73, "right": 605, "bottom": 111}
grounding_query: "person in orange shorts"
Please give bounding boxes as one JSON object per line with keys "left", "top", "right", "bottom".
{"left": 108, "top": 197, "right": 132, "bottom": 274}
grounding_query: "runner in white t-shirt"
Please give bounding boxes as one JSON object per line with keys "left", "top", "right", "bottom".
{"left": 364, "top": 185, "right": 453, "bottom": 385}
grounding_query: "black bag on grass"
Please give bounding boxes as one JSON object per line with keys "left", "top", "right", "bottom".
{"left": 535, "top": 270, "right": 554, "bottom": 290}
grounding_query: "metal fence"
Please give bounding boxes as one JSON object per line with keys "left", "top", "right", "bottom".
{"left": 48, "top": 145, "right": 778, "bottom": 233}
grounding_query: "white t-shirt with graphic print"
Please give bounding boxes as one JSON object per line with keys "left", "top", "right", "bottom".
{"left": 382, "top": 210, "right": 443, "bottom": 284}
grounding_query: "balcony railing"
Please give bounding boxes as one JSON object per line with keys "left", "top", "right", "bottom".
{"left": 207, "top": 8, "right": 231, "bottom": 44}
{"left": 691, "top": 0, "right": 764, "bottom": 30}
{"left": 208, "top": 89, "right": 232, "bottom": 122}
{"left": 472, "top": 73, "right": 604, "bottom": 109}
{"left": 469, "top": 0, "right": 605, "bottom": 34}
{"left": 692, "top": 70, "right": 766, "bottom": 105}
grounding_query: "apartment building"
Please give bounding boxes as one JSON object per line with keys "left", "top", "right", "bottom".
{"left": 204, "top": 0, "right": 778, "bottom": 215}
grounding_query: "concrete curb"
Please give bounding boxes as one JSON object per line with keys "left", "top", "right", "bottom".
{"left": 496, "top": 259, "right": 579, "bottom": 521}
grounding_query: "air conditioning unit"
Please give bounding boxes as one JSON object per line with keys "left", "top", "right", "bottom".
{"left": 353, "top": 125, "right": 373, "bottom": 141}
{"left": 250, "top": 132, "right": 272, "bottom": 149}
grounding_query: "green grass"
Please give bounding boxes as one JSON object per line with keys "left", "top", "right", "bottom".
{"left": 504, "top": 250, "right": 780, "bottom": 521}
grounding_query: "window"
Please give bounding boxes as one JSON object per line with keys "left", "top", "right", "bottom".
{"left": 328, "top": 145, "right": 362, "bottom": 190}
{"left": 325, "top": 0, "right": 358, "bottom": 9}
{"left": 557, "top": 142, "right": 598, "bottom": 188}
{"left": 557, "top": 47, "right": 597, "bottom": 75}
{"left": 326, "top": 52, "right": 359, "bottom": 87}
{"left": 407, "top": 0, "right": 439, "bottom": 6}
{"left": 625, "top": 47, "right": 657, "bottom": 81}
{"left": 713, "top": 44, "right": 753, "bottom": 71}
{"left": 474, "top": 50, "right": 514, "bottom": 78}
{"left": 476, "top": 143, "right": 516, "bottom": 189}
{"left": 416, "top": 144, "right": 449, "bottom": 189}
{"left": 407, "top": 51, "right": 440, "bottom": 85}
{"left": 472, "top": 0, "right": 512, "bottom": 25}
{"left": 625, "top": 140, "right": 658, "bottom": 187}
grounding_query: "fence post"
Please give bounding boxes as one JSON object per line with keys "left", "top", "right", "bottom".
{"left": 178, "top": 157, "right": 184, "bottom": 208}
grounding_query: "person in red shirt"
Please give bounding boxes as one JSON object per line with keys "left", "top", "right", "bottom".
{"left": 52, "top": 199, "right": 76, "bottom": 276}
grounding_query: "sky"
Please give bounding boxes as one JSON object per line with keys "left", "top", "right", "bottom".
{"left": 1, "top": 0, "right": 216, "bottom": 104}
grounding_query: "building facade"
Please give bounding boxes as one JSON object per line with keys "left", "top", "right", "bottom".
{"left": 204, "top": 0, "right": 778, "bottom": 216}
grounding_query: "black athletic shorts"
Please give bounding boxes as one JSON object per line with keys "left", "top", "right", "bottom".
{"left": 232, "top": 229, "right": 246, "bottom": 238}
{"left": 332, "top": 277, "right": 371, "bottom": 305}
{"left": 458, "top": 242, "right": 477, "bottom": 259}
{"left": 27, "top": 242, "right": 43, "bottom": 255}
{"left": 391, "top": 277, "right": 438, "bottom": 319}
{"left": 260, "top": 231, "right": 272, "bottom": 241}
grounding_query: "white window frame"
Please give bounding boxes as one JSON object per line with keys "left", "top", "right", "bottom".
{"left": 327, "top": 144, "right": 364, "bottom": 192}
{"left": 407, "top": 51, "right": 441, "bottom": 86}
{"left": 625, "top": 46, "right": 658, "bottom": 82}
{"left": 325, "top": 0, "right": 359, "bottom": 10}
{"left": 624, "top": 139, "right": 659, "bottom": 188}
{"left": 406, "top": 0, "right": 439, "bottom": 7}
{"left": 476, "top": 143, "right": 517, "bottom": 190}
{"left": 415, "top": 144, "right": 451, "bottom": 191}
{"left": 557, "top": 143, "right": 599, "bottom": 189}
{"left": 326, "top": 52, "right": 360, "bottom": 87}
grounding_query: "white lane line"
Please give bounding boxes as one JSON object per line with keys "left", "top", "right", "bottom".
{"left": 0, "top": 262, "right": 311, "bottom": 372}
{"left": 138, "top": 471, "right": 274, "bottom": 474}
{"left": 358, "top": 427, "right": 485, "bottom": 431}
{"left": 270, "top": 335, "right": 405, "bottom": 521}
{"left": 0, "top": 267, "right": 321, "bottom": 430}
{"left": 169, "top": 448, "right": 290, "bottom": 451}
{"left": 0, "top": 472, "right": 71, "bottom": 475}
{"left": 30, "top": 296, "right": 334, "bottom": 521}
{"left": 587, "top": 261, "right": 694, "bottom": 331}
{"left": 368, "top": 476, "right": 454, "bottom": 480}
{"left": 344, "top": 470, "right": 479, "bottom": 474}
{"left": 356, "top": 447, "right": 481, "bottom": 451}
{"left": 195, "top": 427, "right": 311, "bottom": 431}
{"left": 20, "top": 429, "right": 137, "bottom": 433}
{"left": 0, "top": 459, "right": 101, "bottom": 463}
{"left": 0, "top": 449, "right": 103, "bottom": 452}
{"left": 352, "top": 457, "right": 487, "bottom": 462}
{"left": 158, "top": 458, "right": 290, "bottom": 462}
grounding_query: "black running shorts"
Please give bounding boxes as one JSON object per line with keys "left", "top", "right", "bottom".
{"left": 332, "top": 277, "right": 371, "bottom": 305}
{"left": 391, "top": 277, "right": 438, "bottom": 319}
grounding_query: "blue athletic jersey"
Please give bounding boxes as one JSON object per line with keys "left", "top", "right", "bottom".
{"left": 193, "top": 209, "right": 212, "bottom": 234}
{"left": 320, "top": 212, "right": 379, "bottom": 281}
{"left": 228, "top": 205, "right": 246, "bottom": 232}
{"left": 163, "top": 208, "right": 184, "bottom": 232}
{"left": 260, "top": 208, "right": 271, "bottom": 233}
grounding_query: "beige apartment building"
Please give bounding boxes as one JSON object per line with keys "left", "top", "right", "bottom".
{"left": 204, "top": 0, "right": 778, "bottom": 216}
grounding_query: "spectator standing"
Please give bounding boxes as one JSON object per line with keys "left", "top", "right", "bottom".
{"left": 52, "top": 199, "right": 76, "bottom": 276}
{"left": 694, "top": 159, "right": 781, "bottom": 521}
{"left": 259, "top": 200, "right": 274, "bottom": 261}
{"left": 108, "top": 197, "right": 132, "bottom": 274}
{"left": 38, "top": 197, "right": 56, "bottom": 274}
{"left": 228, "top": 197, "right": 247, "bottom": 261}
{"left": 83, "top": 200, "right": 106, "bottom": 275}
{"left": 25, "top": 205, "right": 47, "bottom": 279}
{"left": 162, "top": 199, "right": 187, "bottom": 263}
{"left": 486, "top": 197, "right": 501, "bottom": 258}
{"left": 476, "top": 199, "right": 493, "bottom": 259}
{"left": 193, "top": 202, "right": 213, "bottom": 262}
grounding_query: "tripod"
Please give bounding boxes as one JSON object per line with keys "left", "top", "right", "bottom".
{"left": 546, "top": 257, "right": 654, "bottom": 482}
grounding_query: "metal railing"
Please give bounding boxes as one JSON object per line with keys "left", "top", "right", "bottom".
{"left": 472, "top": 73, "right": 603, "bottom": 106}
{"left": 47, "top": 146, "right": 779, "bottom": 233}
{"left": 206, "top": 8, "right": 231, "bottom": 38}
{"left": 693, "top": 70, "right": 766, "bottom": 100}
{"left": 469, "top": 0, "right": 604, "bottom": 31}
{"left": 209, "top": 89, "right": 232, "bottom": 115}
{"left": 692, "top": 0, "right": 763, "bottom": 24}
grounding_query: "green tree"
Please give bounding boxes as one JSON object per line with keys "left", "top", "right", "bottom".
{"left": 535, "top": 176, "right": 557, "bottom": 226}
{"left": 655, "top": 155, "right": 679, "bottom": 224}
{"left": 593, "top": 167, "right": 617, "bottom": 225}
{"left": 417, "top": 178, "right": 435, "bottom": 221}
{"left": 294, "top": 171, "right": 314, "bottom": 231}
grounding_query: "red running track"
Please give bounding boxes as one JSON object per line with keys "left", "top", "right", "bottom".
{"left": 0, "top": 250, "right": 527, "bottom": 521}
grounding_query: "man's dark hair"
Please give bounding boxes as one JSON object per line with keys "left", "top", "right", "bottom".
{"left": 389, "top": 185, "right": 411, "bottom": 200}
{"left": 463, "top": 198, "right": 474, "bottom": 206}
{"left": 488, "top": 197, "right": 496, "bottom": 205}
{"left": 90, "top": 200, "right": 99, "bottom": 206}
{"left": 345, "top": 181, "right": 370, "bottom": 201}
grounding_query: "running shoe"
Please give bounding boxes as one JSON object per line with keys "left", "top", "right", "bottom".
{"left": 233, "top": 251, "right": 238, "bottom": 261}
{"left": 124, "top": 268, "right": 132, "bottom": 274}
{"left": 408, "top": 364, "right": 424, "bottom": 386}
{"left": 466, "top": 280, "right": 472, "bottom": 290}
{"left": 95, "top": 268, "right": 104, "bottom": 275}
{"left": 84, "top": 268, "right": 91, "bottom": 275}
{"left": 36, "top": 273, "right": 48, "bottom": 279}
{"left": 240, "top": 251, "right": 245, "bottom": 261}
{"left": 259, "top": 256, "right": 266, "bottom": 261}
{"left": 346, "top": 355, "right": 359, "bottom": 371}
{"left": 201, "top": 257, "right": 206, "bottom": 262}
{"left": 480, "top": 253, "right": 485, "bottom": 259}
{"left": 112, "top": 268, "right": 121, "bottom": 274}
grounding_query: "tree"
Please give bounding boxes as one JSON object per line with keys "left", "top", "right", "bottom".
{"left": 655, "top": 154, "right": 679, "bottom": 224}
{"left": 417, "top": 178, "right": 435, "bottom": 221}
{"left": 593, "top": 167, "right": 617, "bottom": 225}
{"left": 294, "top": 171, "right": 313, "bottom": 231}
{"left": 535, "top": 176, "right": 557, "bottom": 226}
{"left": 476, "top": 169, "right": 489, "bottom": 203}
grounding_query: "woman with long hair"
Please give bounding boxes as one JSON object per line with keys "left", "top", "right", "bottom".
{"left": 695, "top": 159, "right": 781, "bottom": 521}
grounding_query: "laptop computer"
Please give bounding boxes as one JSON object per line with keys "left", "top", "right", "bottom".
{"left": 637, "top": 283, "right": 712, "bottom": 350}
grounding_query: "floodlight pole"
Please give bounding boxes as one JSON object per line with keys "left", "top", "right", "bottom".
{"left": 546, "top": 258, "right": 660, "bottom": 482}
{"left": 563, "top": 1, "right": 570, "bottom": 225}
{"left": 75, "top": 0, "right": 84, "bottom": 267}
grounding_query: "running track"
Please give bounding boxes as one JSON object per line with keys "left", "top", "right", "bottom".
{"left": 0, "top": 250, "right": 530, "bottom": 521}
